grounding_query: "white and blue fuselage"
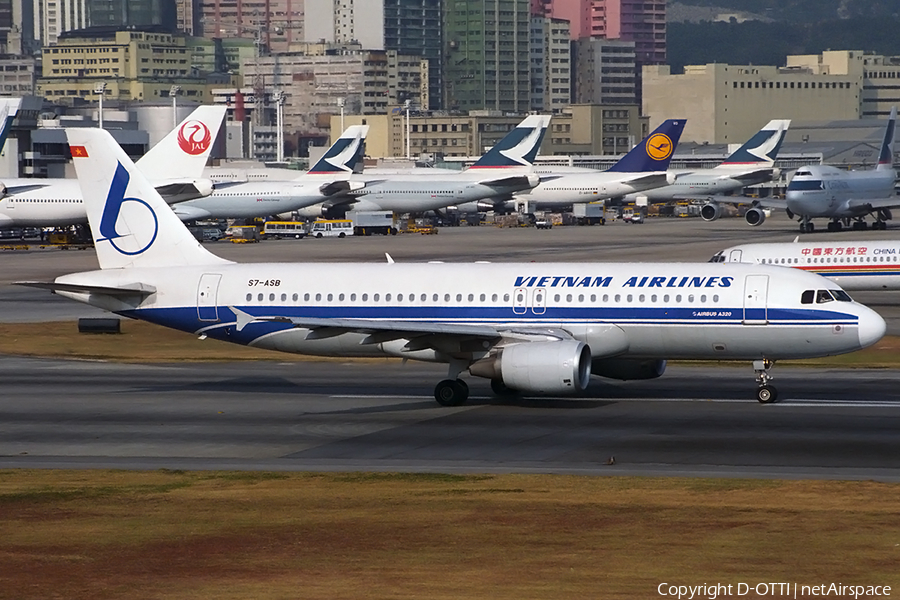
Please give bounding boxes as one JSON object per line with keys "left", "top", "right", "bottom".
{"left": 54, "top": 261, "right": 883, "bottom": 362}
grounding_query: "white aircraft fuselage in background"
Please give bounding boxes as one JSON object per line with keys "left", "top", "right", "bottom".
{"left": 712, "top": 239, "right": 900, "bottom": 291}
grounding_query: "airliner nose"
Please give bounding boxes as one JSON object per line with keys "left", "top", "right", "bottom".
{"left": 857, "top": 305, "right": 887, "bottom": 349}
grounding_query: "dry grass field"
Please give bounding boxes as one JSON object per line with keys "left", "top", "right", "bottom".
{"left": 0, "top": 470, "right": 899, "bottom": 600}
{"left": 2, "top": 320, "right": 900, "bottom": 367}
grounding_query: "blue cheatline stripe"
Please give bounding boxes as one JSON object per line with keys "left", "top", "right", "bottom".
{"left": 119, "top": 305, "right": 859, "bottom": 346}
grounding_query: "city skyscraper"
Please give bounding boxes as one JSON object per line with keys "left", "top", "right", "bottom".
{"left": 533, "top": 0, "right": 665, "bottom": 64}
{"left": 305, "top": 0, "right": 442, "bottom": 110}
{"left": 443, "top": 0, "right": 531, "bottom": 113}
{"left": 198, "top": 0, "right": 303, "bottom": 53}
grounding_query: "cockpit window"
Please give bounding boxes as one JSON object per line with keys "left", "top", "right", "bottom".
{"left": 795, "top": 169, "right": 811, "bottom": 176}
{"left": 816, "top": 290, "right": 835, "bottom": 304}
{"left": 830, "top": 289, "right": 853, "bottom": 302}
{"left": 708, "top": 252, "right": 724, "bottom": 263}
{"left": 788, "top": 180, "right": 824, "bottom": 191}
{"left": 801, "top": 290, "right": 814, "bottom": 304}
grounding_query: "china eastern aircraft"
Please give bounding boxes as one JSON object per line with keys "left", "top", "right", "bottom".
{"left": 710, "top": 239, "right": 900, "bottom": 291}
{"left": 170, "top": 125, "right": 369, "bottom": 221}
{"left": 483, "top": 118, "right": 687, "bottom": 212}
{"left": 0, "top": 105, "right": 226, "bottom": 227}
{"left": 616, "top": 119, "right": 790, "bottom": 212}
{"left": 291, "top": 115, "right": 551, "bottom": 219}
{"left": 17, "top": 128, "right": 887, "bottom": 407}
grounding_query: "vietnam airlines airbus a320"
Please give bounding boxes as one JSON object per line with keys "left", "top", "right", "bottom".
{"left": 19, "top": 129, "right": 887, "bottom": 405}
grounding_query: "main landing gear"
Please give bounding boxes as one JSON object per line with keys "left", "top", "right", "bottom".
{"left": 434, "top": 361, "right": 470, "bottom": 406}
{"left": 754, "top": 359, "right": 778, "bottom": 404}
{"left": 799, "top": 216, "right": 815, "bottom": 234}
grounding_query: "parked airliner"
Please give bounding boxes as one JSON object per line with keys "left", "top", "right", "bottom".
{"left": 713, "top": 108, "right": 898, "bottom": 232}
{"left": 616, "top": 119, "right": 790, "bottom": 212}
{"left": 291, "top": 115, "right": 550, "bottom": 219}
{"left": 711, "top": 239, "right": 900, "bottom": 291}
{"left": 170, "top": 125, "right": 369, "bottom": 221}
{"left": 0, "top": 105, "right": 226, "bottom": 227}
{"left": 492, "top": 119, "right": 687, "bottom": 211}
{"left": 18, "top": 128, "right": 887, "bottom": 406}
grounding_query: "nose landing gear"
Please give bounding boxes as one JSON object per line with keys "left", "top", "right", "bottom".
{"left": 754, "top": 359, "right": 778, "bottom": 403}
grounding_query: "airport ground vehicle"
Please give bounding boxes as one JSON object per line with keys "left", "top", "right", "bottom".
{"left": 225, "top": 225, "right": 261, "bottom": 243}
{"left": 311, "top": 219, "right": 354, "bottom": 238}
{"left": 572, "top": 203, "right": 606, "bottom": 226}
{"left": 349, "top": 210, "right": 398, "bottom": 236}
{"left": 263, "top": 221, "right": 306, "bottom": 239}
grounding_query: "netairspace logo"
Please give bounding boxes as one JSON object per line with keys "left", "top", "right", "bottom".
{"left": 657, "top": 582, "right": 891, "bottom": 599}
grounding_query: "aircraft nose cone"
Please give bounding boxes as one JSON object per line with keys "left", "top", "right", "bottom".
{"left": 857, "top": 305, "right": 887, "bottom": 349}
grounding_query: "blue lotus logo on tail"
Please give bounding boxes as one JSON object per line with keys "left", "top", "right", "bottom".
{"left": 97, "top": 162, "right": 159, "bottom": 255}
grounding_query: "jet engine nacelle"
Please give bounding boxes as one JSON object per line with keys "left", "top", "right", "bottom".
{"left": 699, "top": 202, "right": 721, "bottom": 222}
{"left": 469, "top": 340, "right": 591, "bottom": 394}
{"left": 293, "top": 204, "right": 326, "bottom": 219}
{"left": 591, "top": 358, "right": 666, "bottom": 381}
{"left": 745, "top": 207, "right": 766, "bottom": 226}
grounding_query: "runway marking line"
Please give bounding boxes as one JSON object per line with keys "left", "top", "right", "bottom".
{"left": 331, "top": 395, "right": 900, "bottom": 407}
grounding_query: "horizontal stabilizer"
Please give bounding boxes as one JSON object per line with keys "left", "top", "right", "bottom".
{"left": 15, "top": 281, "right": 157, "bottom": 297}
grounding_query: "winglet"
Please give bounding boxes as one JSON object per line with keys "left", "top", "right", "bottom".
{"left": 136, "top": 105, "right": 226, "bottom": 180}
{"left": 307, "top": 125, "right": 369, "bottom": 175}
{"left": 468, "top": 115, "right": 551, "bottom": 169}
{"left": 877, "top": 106, "right": 896, "bottom": 169}
{"left": 607, "top": 119, "right": 686, "bottom": 173}
{"left": 0, "top": 97, "right": 21, "bottom": 155}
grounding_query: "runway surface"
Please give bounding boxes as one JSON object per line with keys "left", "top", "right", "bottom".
{"left": 1, "top": 357, "right": 899, "bottom": 480}
{"left": 3, "top": 217, "right": 900, "bottom": 480}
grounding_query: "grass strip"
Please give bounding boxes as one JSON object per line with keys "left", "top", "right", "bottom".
{"left": 1, "top": 320, "right": 899, "bottom": 367}
{"left": 0, "top": 470, "right": 898, "bottom": 599}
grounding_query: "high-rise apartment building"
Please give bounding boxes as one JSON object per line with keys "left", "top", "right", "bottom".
{"left": 530, "top": 15, "right": 571, "bottom": 113}
{"left": 41, "top": 0, "right": 88, "bottom": 45}
{"left": 533, "top": 0, "right": 665, "bottom": 64}
{"left": 443, "top": 0, "right": 531, "bottom": 113}
{"left": 197, "top": 0, "right": 303, "bottom": 53}
{"left": 304, "top": 0, "right": 442, "bottom": 110}
{"left": 573, "top": 38, "right": 635, "bottom": 104}
{"left": 87, "top": 0, "right": 176, "bottom": 30}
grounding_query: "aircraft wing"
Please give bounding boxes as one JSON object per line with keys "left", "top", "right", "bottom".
{"left": 229, "top": 307, "right": 587, "bottom": 353}
{"left": 15, "top": 281, "right": 157, "bottom": 297}
{"left": 319, "top": 179, "right": 368, "bottom": 197}
{"left": 618, "top": 172, "right": 671, "bottom": 188}
{"left": 673, "top": 194, "right": 789, "bottom": 210}
{"left": 154, "top": 180, "right": 214, "bottom": 204}
{"left": 726, "top": 168, "right": 778, "bottom": 182}
{"left": 2, "top": 183, "right": 51, "bottom": 195}
{"left": 477, "top": 174, "right": 538, "bottom": 189}
{"left": 847, "top": 197, "right": 900, "bottom": 211}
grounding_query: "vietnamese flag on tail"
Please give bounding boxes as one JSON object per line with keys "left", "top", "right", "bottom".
{"left": 70, "top": 146, "right": 88, "bottom": 158}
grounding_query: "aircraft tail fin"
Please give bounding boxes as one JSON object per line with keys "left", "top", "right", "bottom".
{"left": 467, "top": 115, "right": 551, "bottom": 169}
{"left": 0, "top": 97, "right": 22, "bottom": 155}
{"left": 607, "top": 119, "right": 686, "bottom": 173}
{"left": 306, "top": 125, "right": 369, "bottom": 175}
{"left": 135, "top": 105, "right": 226, "bottom": 179}
{"left": 720, "top": 119, "right": 790, "bottom": 166}
{"left": 66, "top": 128, "right": 231, "bottom": 270}
{"left": 877, "top": 106, "right": 896, "bottom": 170}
